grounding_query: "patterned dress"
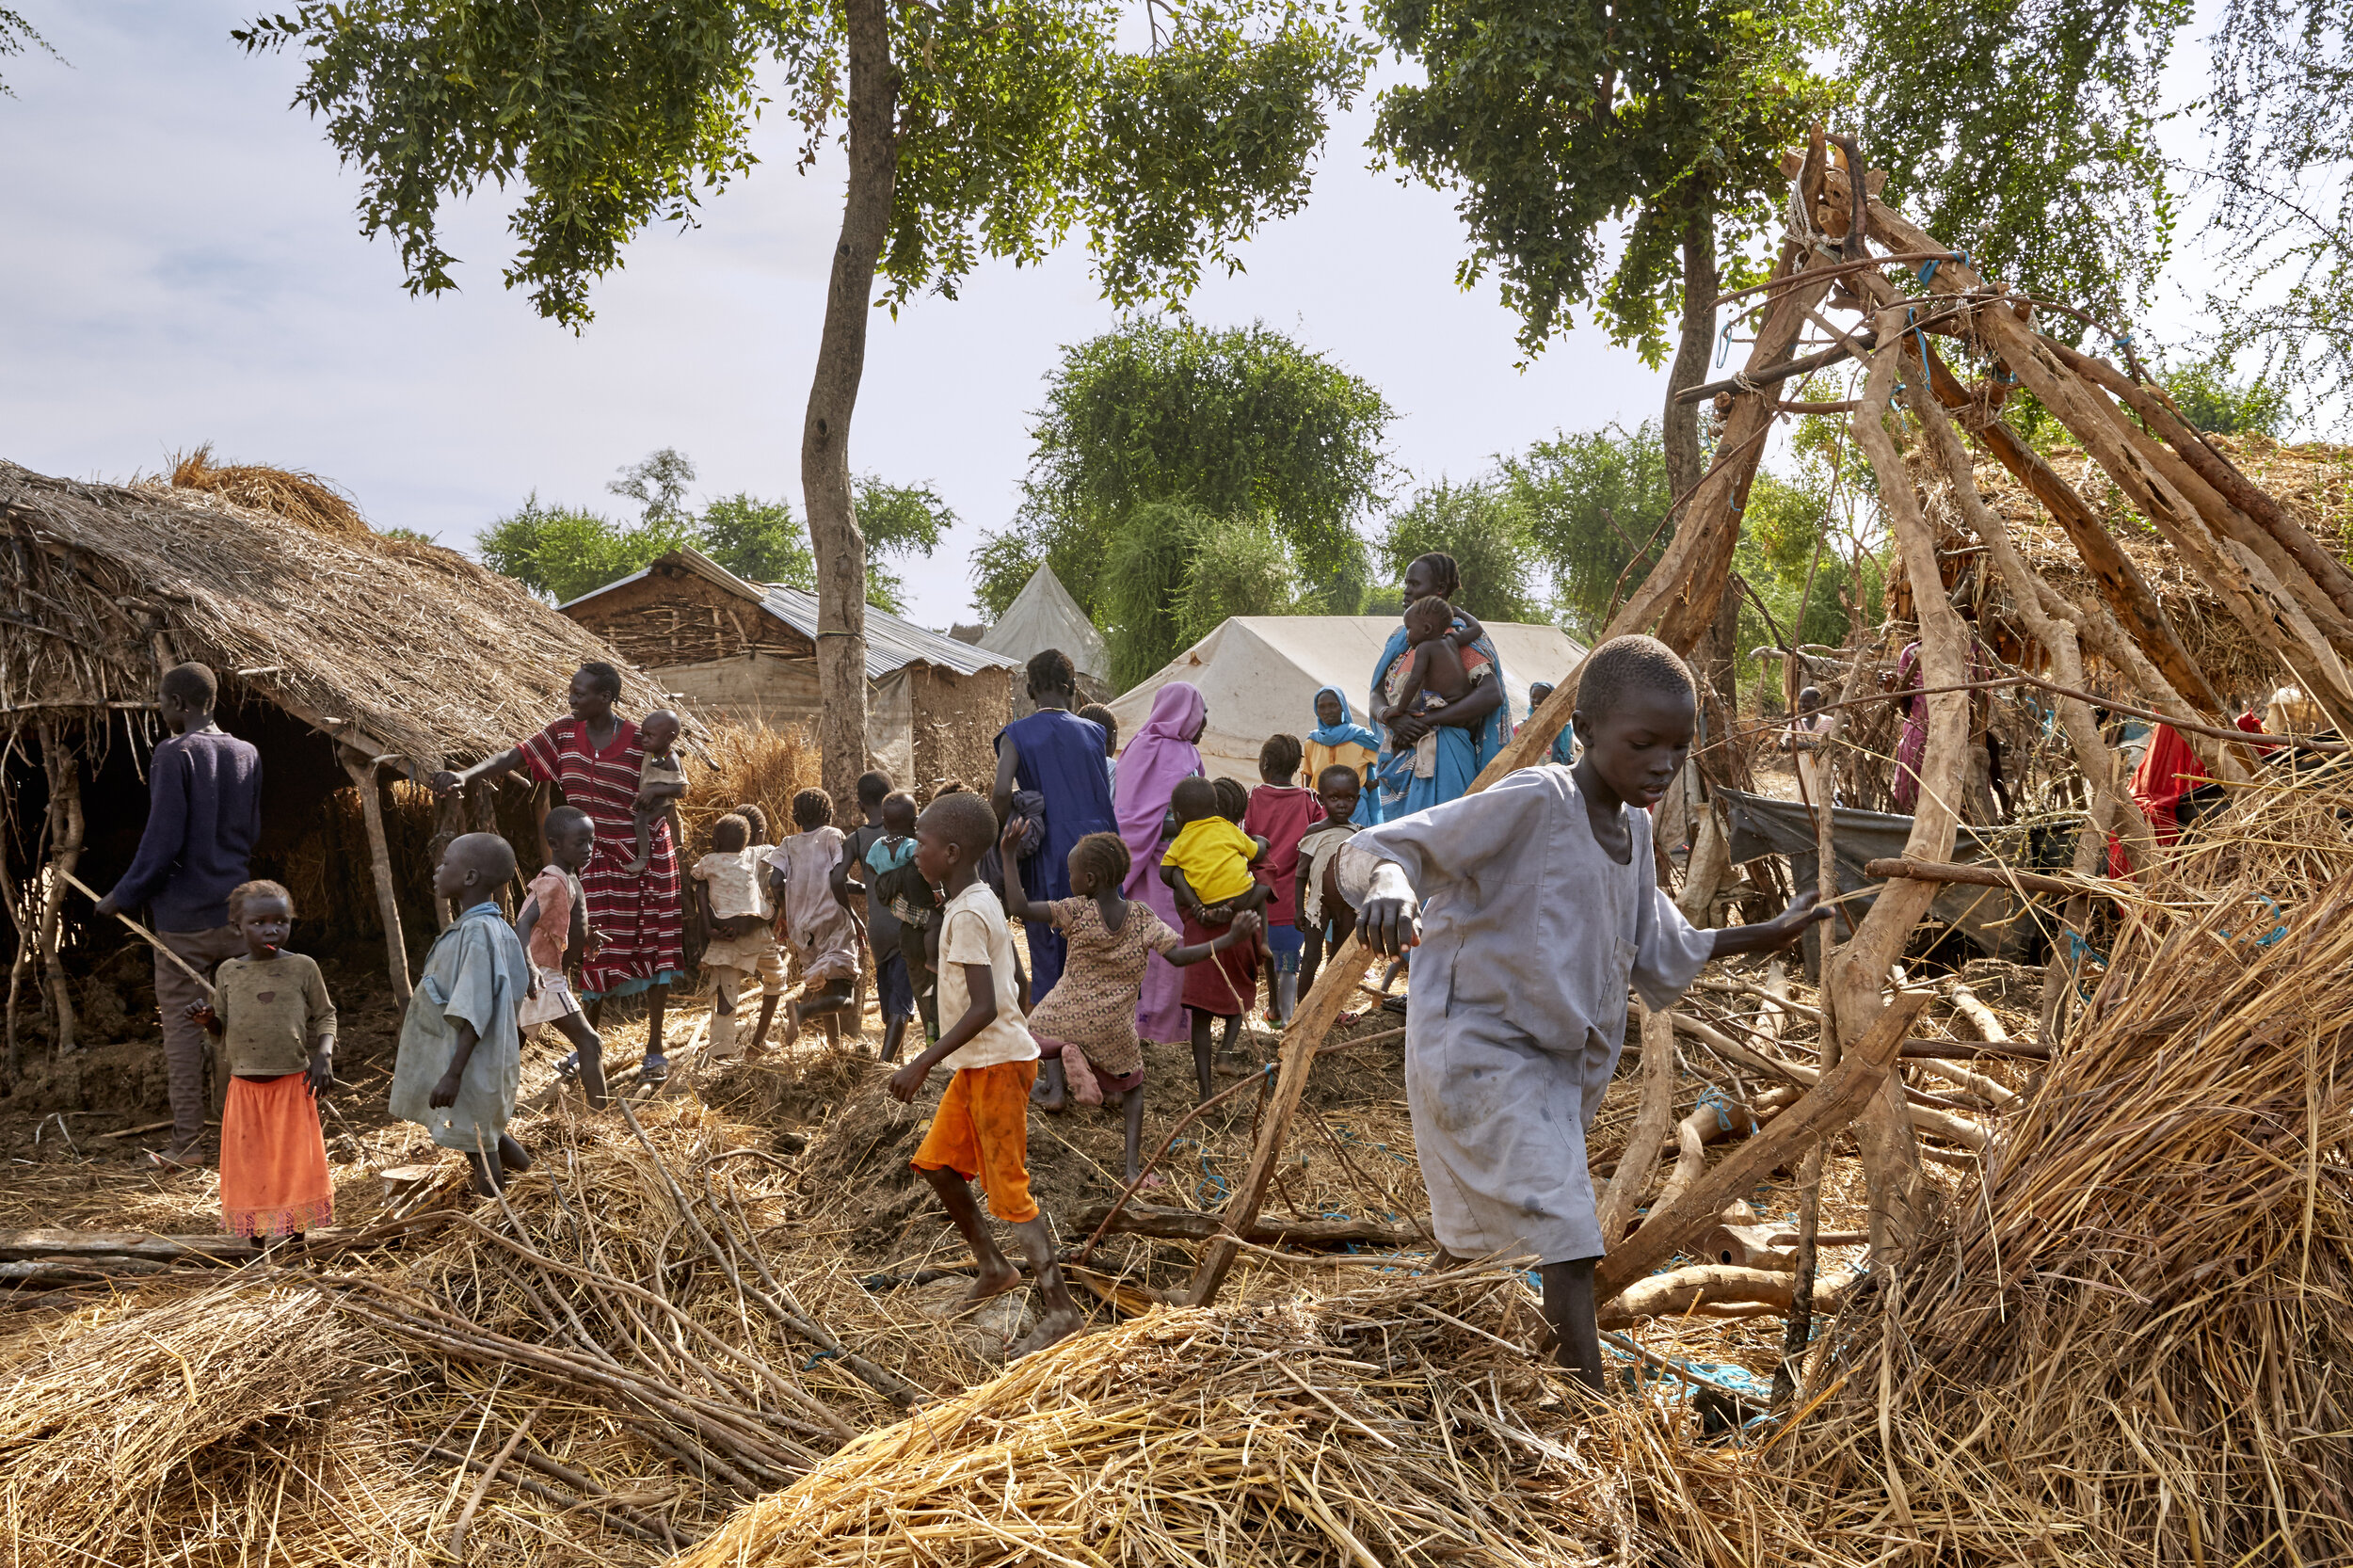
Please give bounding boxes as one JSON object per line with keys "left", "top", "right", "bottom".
{"left": 1027, "top": 897, "right": 1183, "bottom": 1080}
{"left": 519, "top": 716, "right": 685, "bottom": 1001}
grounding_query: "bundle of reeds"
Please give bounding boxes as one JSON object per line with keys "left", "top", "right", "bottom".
{"left": 680, "top": 721, "right": 822, "bottom": 854}
{"left": 672, "top": 1265, "right": 1830, "bottom": 1568}
{"left": 1783, "top": 769, "right": 2353, "bottom": 1564}
{"left": 167, "top": 443, "right": 371, "bottom": 541}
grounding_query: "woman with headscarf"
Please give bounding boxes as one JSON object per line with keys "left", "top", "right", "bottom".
{"left": 1305, "top": 685, "right": 1382, "bottom": 825}
{"left": 1368, "top": 552, "right": 1509, "bottom": 820}
{"left": 1114, "top": 681, "right": 1209, "bottom": 1046}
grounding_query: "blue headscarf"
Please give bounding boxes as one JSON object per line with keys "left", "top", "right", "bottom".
{"left": 1308, "top": 686, "right": 1380, "bottom": 752}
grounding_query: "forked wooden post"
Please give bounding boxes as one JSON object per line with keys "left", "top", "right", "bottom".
{"left": 35, "top": 724, "right": 83, "bottom": 1056}
{"left": 342, "top": 748, "right": 413, "bottom": 1007}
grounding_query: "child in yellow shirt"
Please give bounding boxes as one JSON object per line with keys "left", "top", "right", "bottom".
{"left": 1160, "top": 776, "right": 1272, "bottom": 1099}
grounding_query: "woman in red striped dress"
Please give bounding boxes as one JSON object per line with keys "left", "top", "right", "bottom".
{"left": 431, "top": 662, "right": 687, "bottom": 1080}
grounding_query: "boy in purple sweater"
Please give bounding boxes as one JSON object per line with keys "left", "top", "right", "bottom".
{"left": 94, "top": 663, "right": 262, "bottom": 1169}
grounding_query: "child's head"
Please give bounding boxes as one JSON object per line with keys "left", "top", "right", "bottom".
{"left": 1067, "top": 831, "right": 1130, "bottom": 898}
{"left": 543, "top": 805, "right": 595, "bottom": 869}
{"left": 1571, "top": 634, "right": 1697, "bottom": 809}
{"left": 791, "top": 787, "right": 833, "bottom": 832}
{"left": 433, "top": 831, "right": 519, "bottom": 905}
{"left": 1026, "top": 648, "right": 1079, "bottom": 704}
{"left": 1313, "top": 686, "right": 1344, "bottom": 728}
{"left": 1529, "top": 681, "right": 1556, "bottom": 712}
{"left": 881, "top": 791, "right": 919, "bottom": 837}
{"left": 1315, "top": 763, "right": 1361, "bottom": 824}
{"left": 228, "top": 879, "right": 293, "bottom": 959}
{"left": 1170, "top": 776, "right": 1219, "bottom": 825}
{"left": 1258, "top": 733, "right": 1304, "bottom": 786}
{"left": 1212, "top": 776, "right": 1250, "bottom": 823}
{"left": 640, "top": 708, "right": 680, "bottom": 753}
{"left": 914, "top": 791, "right": 997, "bottom": 886}
{"left": 856, "top": 771, "right": 893, "bottom": 816}
{"left": 158, "top": 661, "right": 218, "bottom": 724}
{"left": 710, "top": 811, "right": 750, "bottom": 854}
{"left": 1078, "top": 704, "right": 1118, "bottom": 756}
{"left": 1797, "top": 685, "right": 1824, "bottom": 713}
{"left": 735, "top": 802, "right": 770, "bottom": 842}
{"left": 1403, "top": 595, "right": 1453, "bottom": 645}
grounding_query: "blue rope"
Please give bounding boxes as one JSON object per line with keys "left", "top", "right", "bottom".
{"left": 1716, "top": 315, "right": 1738, "bottom": 369}
{"left": 2219, "top": 894, "right": 2288, "bottom": 948}
{"left": 802, "top": 1349, "right": 839, "bottom": 1372}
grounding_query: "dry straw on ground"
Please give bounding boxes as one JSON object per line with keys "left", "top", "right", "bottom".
{"left": 1785, "top": 761, "right": 2353, "bottom": 1565}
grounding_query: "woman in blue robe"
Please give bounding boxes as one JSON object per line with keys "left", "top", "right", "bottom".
{"left": 991, "top": 649, "right": 1119, "bottom": 1001}
{"left": 1367, "top": 552, "right": 1510, "bottom": 821}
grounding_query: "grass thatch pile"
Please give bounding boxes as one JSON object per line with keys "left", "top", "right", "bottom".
{"left": 165, "top": 443, "right": 372, "bottom": 541}
{"left": 673, "top": 1264, "right": 1823, "bottom": 1568}
{"left": 1782, "top": 762, "right": 2353, "bottom": 1564}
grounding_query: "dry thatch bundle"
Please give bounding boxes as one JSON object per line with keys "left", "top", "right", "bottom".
{"left": 673, "top": 1266, "right": 1829, "bottom": 1568}
{"left": 681, "top": 720, "right": 823, "bottom": 853}
{"left": 0, "top": 1279, "right": 378, "bottom": 1563}
{"left": 165, "top": 443, "right": 371, "bottom": 541}
{"left": 1784, "top": 766, "right": 2353, "bottom": 1564}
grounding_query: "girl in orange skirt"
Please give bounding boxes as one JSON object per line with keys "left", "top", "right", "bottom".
{"left": 187, "top": 880, "right": 336, "bottom": 1242}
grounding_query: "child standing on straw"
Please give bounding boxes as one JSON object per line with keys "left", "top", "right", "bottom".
{"left": 696, "top": 812, "right": 790, "bottom": 1060}
{"left": 888, "top": 791, "right": 1084, "bottom": 1358}
{"left": 766, "top": 789, "right": 862, "bottom": 1049}
{"left": 390, "top": 833, "right": 533, "bottom": 1197}
{"left": 517, "top": 806, "right": 608, "bottom": 1107}
{"left": 1160, "top": 776, "right": 1271, "bottom": 1101}
{"left": 1344, "top": 636, "right": 1827, "bottom": 1390}
{"left": 186, "top": 880, "right": 334, "bottom": 1243}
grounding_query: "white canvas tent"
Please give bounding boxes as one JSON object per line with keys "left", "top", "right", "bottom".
{"left": 1108, "top": 616, "right": 1589, "bottom": 783}
{"left": 977, "top": 564, "right": 1111, "bottom": 687}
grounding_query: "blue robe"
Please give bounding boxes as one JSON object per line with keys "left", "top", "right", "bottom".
{"left": 997, "top": 708, "right": 1118, "bottom": 1000}
{"left": 1368, "top": 623, "right": 1510, "bottom": 821}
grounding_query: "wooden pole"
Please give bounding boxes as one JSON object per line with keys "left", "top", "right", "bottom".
{"left": 1594, "top": 1003, "right": 1676, "bottom": 1245}
{"left": 5, "top": 811, "right": 48, "bottom": 1079}
{"left": 35, "top": 724, "right": 82, "bottom": 1057}
{"left": 344, "top": 749, "right": 413, "bottom": 1007}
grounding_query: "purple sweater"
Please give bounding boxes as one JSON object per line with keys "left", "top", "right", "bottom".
{"left": 107, "top": 728, "right": 262, "bottom": 932}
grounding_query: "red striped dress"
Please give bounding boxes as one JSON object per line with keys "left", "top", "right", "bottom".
{"left": 520, "top": 717, "right": 685, "bottom": 1000}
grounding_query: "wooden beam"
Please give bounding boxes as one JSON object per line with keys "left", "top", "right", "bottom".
{"left": 343, "top": 749, "right": 413, "bottom": 1007}
{"left": 35, "top": 724, "right": 82, "bottom": 1056}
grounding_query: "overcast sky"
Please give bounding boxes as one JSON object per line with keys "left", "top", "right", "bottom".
{"left": 1, "top": 5, "right": 1686, "bottom": 630}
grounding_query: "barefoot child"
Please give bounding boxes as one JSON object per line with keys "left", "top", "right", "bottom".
{"left": 390, "top": 833, "right": 534, "bottom": 1196}
{"left": 887, "top": 792, "right": 1084, "bottom": 1358}
{"left": 696, "top": 812, "right": 789, "bottom": 1060}
{"left": 516, "top": 807, "right": 608, "bottom": 1107}
{"left": 1345, "top": 635, "right": 1828, "bottom": 1390}
{"left": 1294, "top": 763, "right": 1363, "bottom": 999}
{"left": 1003, "top": 824, "right": 1262, "bottom": 1181}
{"left": 1160, "top": 776, "right": 1272, "bottom": 1100}
{"left": 848, "top": 792, "right": 921, "bottom": 1063}
{"left": 622, "top": 710, "right": 687, "bottom": 875}
{"left": 766, "top": 789, "right": 860, "bottom": 1048}
{"left": 1241, "top": 733, "right": 1319, "bottom": 1025}
{"left": 186, "top": 880, "right": 334, "bottom": 1242}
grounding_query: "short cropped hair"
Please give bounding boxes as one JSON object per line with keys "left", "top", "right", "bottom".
{"left": 448, "top": 831, "right": 518, "bottom": 882}
{"left": 1404, "top": 594, "right": 1452, "bottom": 631}
{"left": 160, "top": 662, "right": 218, "bottom": 709}
{"left": 1212, "top": 776, "right": 1250, "bottom": 822}
{"left": 791, "top": 788, "right": 833, "bottom": 830}
{"left": 1316, "top": 763, "right": 1363, "bottom": 794}
{"left": 734, "top": 803, "right": 771, "bottom": 841}
{"left": 544, "top": 805, "right": 594, "bottom": 840}
{"left": 710, "top": 812, "right": 749, "bottom": 853}
{"left": 1078, "top": 704, "right": 1118, "bottom": 752}
{"left": 856, "top": 770, "right": 893, "bottom": 808}
{"left": 1171, "top": 776, "right": 1218, "bottom": 820}
{"left": 1069, "top": 830, "right": 1129, "bottom": 890}
{"left": 1026, "top": 648, "right": 1077, "bottom": 696}
{"left": 920, "top": 789, "right": 998, "bottom": 856}
{"left": 228, "top": 878, "right": 292, "bottom": 923}
{"left": 1577, "top": 634, "right": 1696, "bottom": 724}
{"left": 577, "top": 661, "right": 624, "bottom": 700}
{"left": 1259, "top": 733, "right": 1303, "bottom": 782}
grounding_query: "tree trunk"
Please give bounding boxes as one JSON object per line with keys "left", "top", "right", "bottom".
{"left": 801, "top": 0, "right": 899, "bottom": 805}
{"left": 1660, "top": 207, "right": 1718, "bottom": 503}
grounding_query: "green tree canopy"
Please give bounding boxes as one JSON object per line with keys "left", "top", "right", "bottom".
{"left": 1095, "top": 502, "right": 1320, "bottom": 685}
{"left": 1373, "top": 479, "right": 1543, "bottom": 623}
{"left": 0, "top": 8, "right": 56, "bottom": 94}
{"left": 973, "top": 317, "right": 1397, "bottom": 618}
{"left": 1497, "top": 422, "right": 1672, "bottom": 639}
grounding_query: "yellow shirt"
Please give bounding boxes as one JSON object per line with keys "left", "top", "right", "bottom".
{"left": 1303, "top": 736, "right": 1376, "bottom": 792}
{"left": 1162, "top": 817, "right": 1259, "bottom": 905}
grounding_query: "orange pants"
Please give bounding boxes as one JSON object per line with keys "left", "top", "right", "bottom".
{"left": 911, "top": 1061, "right": 1039, "bottom": 1223}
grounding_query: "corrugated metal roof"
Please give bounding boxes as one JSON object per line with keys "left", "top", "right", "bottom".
{"left": 560, "top": 548, "right": 1017, "bottom": 681}
{"left": 756, "top": 584, "right": 1017, "bottom": 680}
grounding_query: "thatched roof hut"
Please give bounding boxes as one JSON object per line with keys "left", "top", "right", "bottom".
{"left": 0, "top": 459, "right": 674, "bottom": 1056}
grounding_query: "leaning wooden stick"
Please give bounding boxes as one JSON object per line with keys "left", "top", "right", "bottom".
{"left": 1865, "top": 856, "right": 2119, "bottom": 901}
{"left": 58, "top": 868, "right": 216, "bottom": 1000}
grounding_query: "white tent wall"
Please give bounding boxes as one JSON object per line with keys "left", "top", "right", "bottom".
{"left": 1108, "top": 616, "right": 1590, "bottom": 784}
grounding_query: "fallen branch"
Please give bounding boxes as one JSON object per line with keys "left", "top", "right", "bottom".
{"left": 1865, "top": 856, "right": 2111, "bottom": 900}
{"left": 1069, "top": 1203, "right": 1424, "bottom": 1249}
{"left": 1597, "top": 1264, "right": 1830, "bottom": 1329}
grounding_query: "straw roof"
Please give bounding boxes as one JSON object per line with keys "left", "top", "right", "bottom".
{"left": 0, "top": 460, "right": 674, "bottom": 767}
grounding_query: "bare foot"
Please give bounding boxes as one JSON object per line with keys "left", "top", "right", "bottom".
{"left": 1034, "top": 1085, "right": 1067, "bottom": 1114}
{"left": 1008, "top": 1304, "right": 1084, "bottom": 1358}
{"left": 956, "top": 1258, "right": 1021, "bottom": 1310}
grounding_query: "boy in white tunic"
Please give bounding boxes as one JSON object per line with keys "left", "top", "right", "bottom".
{"left": 1341, "top": 635, "right": 1826, "bottom": 1389}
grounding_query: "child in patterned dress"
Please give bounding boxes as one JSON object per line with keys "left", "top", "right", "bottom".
{"left": 1006, "top": 826, "right": 1259, "bottom": 1179}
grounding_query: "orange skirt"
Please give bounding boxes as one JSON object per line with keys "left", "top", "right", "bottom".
{"left": 220, "top": 1072, "right": 333, "bottom": 1238}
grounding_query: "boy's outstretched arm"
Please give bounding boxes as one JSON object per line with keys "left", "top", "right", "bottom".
{"left": 996, "top": 820, "right": 1032, "bottom": 920}
{"left": 888, "top": 963, "right": 998, "bottom": 1101}
{"left": 1445, "top": 608, "right": 1487, "bottom": 647}
{"left": 1164, "top": 910, "right": 1263, "bottom": 967}
{"left": 1706, "top": 890, "right": 1831, "bottom": 957}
